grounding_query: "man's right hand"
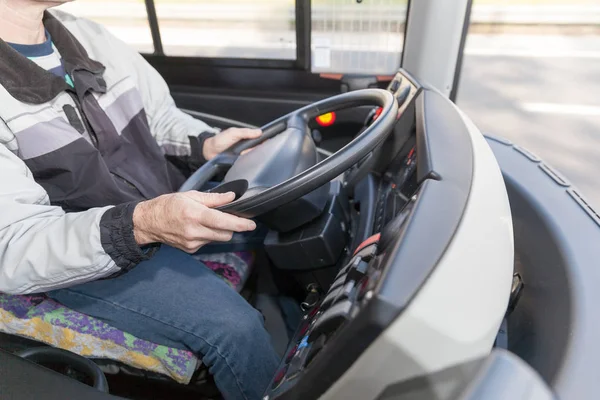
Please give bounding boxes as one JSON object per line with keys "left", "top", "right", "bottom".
{"left": 132, "top": 191, "right": 256, "bottom": 253}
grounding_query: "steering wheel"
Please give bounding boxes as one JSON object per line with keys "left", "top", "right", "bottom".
{"left": 179, "top": 88, "right": 398, "bottom": 218}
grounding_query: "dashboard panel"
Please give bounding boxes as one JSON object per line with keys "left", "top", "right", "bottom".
{"left": 374, "top": 136, "right": 419, "bottom": 233}
{"left": 263, "top": 69, "right": 426, "bottom": 400}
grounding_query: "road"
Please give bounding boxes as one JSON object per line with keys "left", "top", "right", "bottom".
{"left": 457, "top": 35, "right": 600, "bottom": 209}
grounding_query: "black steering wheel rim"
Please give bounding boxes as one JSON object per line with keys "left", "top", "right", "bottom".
{"left": 179, "top": 88, "right": 398, "bottom": 218}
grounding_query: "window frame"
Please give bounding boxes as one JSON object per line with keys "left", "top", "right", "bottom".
{"left": 143, "top": 0, "right": 312, "bottom": 70}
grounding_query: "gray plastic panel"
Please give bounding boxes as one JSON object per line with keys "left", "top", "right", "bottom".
{"left": 456, "top": 350, "right": 556, "bottom": 400}
{"left": 377, "top": 350, "right": 556, "bottom": 400}
{"left": 378, "top": 89, "right": 473, "bottom": 307}
{"left": 375, "top": 350, "right": 554, "bottom": 400}
{"left": 270, "top": 85, "right": 474, "bottom": 400}
{"left": 182, "top": 108, "right": 258, "bottom": 129}
{"left": 486, "top": 135, "right": 600, "bottom": 400}
{"left": 0, "top": 349, "right": 122, "bottom": 400}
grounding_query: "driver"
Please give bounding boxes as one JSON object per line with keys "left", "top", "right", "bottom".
{"left": 0, "top": 1, "right": 279, "bottom": 399}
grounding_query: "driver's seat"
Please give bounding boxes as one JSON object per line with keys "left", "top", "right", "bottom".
{"left": 0, "top": 251, "right": 254, "bottom": 386}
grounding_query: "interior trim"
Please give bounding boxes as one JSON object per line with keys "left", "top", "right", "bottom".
{"left": 182, "top": 109, "right": 258, "bottom": 129}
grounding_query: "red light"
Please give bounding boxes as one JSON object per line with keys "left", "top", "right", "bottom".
{"left": 373, "top": 107, "right": 383, "bottom": 120}
{"left": 316, "top": 112, "right": 336, "bottom": 127}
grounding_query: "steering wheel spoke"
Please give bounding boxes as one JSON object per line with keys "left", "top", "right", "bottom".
{"left": 229, "top": 119, "right": 289, "bottom": 155}
{"left": 178, "top": 152, "right": 238, "bottom": 192}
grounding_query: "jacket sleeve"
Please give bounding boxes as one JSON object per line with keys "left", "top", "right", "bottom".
{"left": 88, "top": 18, "right": 219, "bottom": 163}
{"left": 0, "top": 144, "right": 150, "bottom": 294}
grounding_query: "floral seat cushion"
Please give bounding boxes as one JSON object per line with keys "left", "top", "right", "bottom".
{"left": 0, "top": 251, "right": 254, "bottom": 384}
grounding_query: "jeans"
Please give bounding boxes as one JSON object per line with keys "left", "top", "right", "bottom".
{"left": 48, "top": 245, "right": 280, "bottom": 400}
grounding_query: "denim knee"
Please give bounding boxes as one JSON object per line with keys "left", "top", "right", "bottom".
{"left": 221, "top": 307, "right": 267, "bottom": 345}
{"left": 201, "top": 303, "right": 278, "bottom": 399}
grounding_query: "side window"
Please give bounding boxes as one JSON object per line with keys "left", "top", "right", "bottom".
{"left": 154, "top": 0, "right": 297, "bottom": 59}
{"left": 58, "top": 0, "right": 155, "bottom": 54}
{"left": 311, "top": 0, "right": 408, "bottom": 75}
{"left": 58, "top": 0, "right": 409, "bottom": 76}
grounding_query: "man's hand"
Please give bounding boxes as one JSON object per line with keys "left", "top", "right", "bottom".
{"left": 202, "top": 128, "right": 262, "bottom": 161}
{"left": 132, "top": 191, "right": 256, "bottom": 253}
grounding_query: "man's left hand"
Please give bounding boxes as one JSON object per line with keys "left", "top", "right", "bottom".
{"left": 202, "top": 128, "right": 262, "bottom": 161}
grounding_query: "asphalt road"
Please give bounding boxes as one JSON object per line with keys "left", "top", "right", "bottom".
{"left": 457, "top": 36, "right": 600, "bottom": 209}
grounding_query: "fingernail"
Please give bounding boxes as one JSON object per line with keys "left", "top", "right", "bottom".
{"left": 248, "top": 221, "right": 257, "bottom": 230}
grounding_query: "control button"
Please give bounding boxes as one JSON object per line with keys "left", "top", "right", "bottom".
{"left": 321, "top": 285, "right": 344, "bottom": 309}
{"left": 322, "top": 280, "right": 357, "bottom": 309}
{"left": 271, "top": 365, "right": 289, "bottom": 390}
{"left": 346, "top": 260, "right": 369, "bottom": 284}
{"left": 330, "top": 269, "right": 350, "bottom": 291}
{"left": 304, "top": 334, "right": 327, "bottom": 367}
{"left": 297, "top": 335, "right": 309, "bottom": 350}
{"left": 353, "top": 234, "right": 380, "bottom": 258}
{"left": 337, "top": 281, "right": 356, "bottom": 303}
{"left": 335, "top": 263, "right": 351, "bottom": 279}
{"left": 287, "top": 338, "right": 310, "bottom": 370}
{"left": 396, "top": 85, "right": 411, "bottom": 107}
{"left": 335, "top": 256, "right": 361, "bottom": 281}
{"left": 389, "top": 79, "right": 401, "bottom": 93}
{"left": 308, "top": 300, "right": 353, "bottom": 342}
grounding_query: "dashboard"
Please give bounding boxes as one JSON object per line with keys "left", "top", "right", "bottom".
{"left": 374, "top": 136, "right": 419, "bottom": 233}
{"left": 263, "top": 64, "right": 512, "bottom": 400}
{"left": 263, "top": 64, "right": 514, "bottom": 400}
{"left": 264, "top": 70, "right": 428, "bottom": 400}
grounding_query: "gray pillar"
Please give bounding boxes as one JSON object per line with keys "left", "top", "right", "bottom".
{"left": 402, "top": 0, "right": 470, "bottom": 97}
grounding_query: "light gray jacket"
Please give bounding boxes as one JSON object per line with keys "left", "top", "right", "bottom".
{"left": 0, "top": 10, "right": 217, "bottom": 294}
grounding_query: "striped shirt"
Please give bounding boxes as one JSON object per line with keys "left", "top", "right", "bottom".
{"left": 8, "top": 30, "right": 74, "bottom": 88}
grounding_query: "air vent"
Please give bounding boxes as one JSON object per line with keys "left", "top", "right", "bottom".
{"left": 514, "top": 146, "right": 541, "bottom": 163}
{"left": 568, "top": 189, "right": 600, "bottom": 228}
{"left": 539, "top": 163, "right": 570, "bottom": 187}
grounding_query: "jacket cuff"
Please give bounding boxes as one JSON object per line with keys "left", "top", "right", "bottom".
{"left": 189, "top": 131, "right": 216, "bottom": 166}
{"left": 99, "top": 201, "right": 159, "bottom": 273}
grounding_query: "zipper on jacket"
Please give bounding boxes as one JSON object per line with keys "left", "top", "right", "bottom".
{"left": 111, "top": 172, "right": 145, "bottom": 198}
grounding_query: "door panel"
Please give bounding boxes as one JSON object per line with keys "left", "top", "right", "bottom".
{"left": 170, "top": 87, "right": 373, "bottom": 152}
{"left": 171, "top": 89, "right": 320, "bottom": 127}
